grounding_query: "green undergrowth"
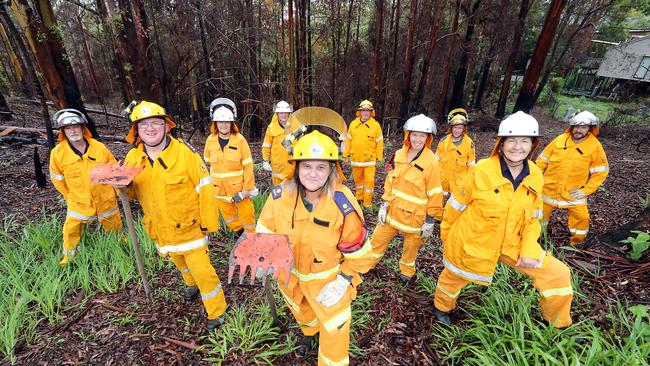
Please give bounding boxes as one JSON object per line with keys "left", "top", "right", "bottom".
{"left": 0, "top": 213, "right": 162, "bottom": 364}
{"left": 429, "top": 262, "right": 650, "bottom": 365}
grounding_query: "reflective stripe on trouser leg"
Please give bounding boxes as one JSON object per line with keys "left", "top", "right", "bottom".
{"left": 279, "top": 283, "right": 320, "bottom": 336}
{"left": 369, "top": 223, "right": 399, "bottom": 267}
{"left": 98, "top": 209, "right": 123, "bottom": 232}
{"left": 567, "top": 205, "right": 589, "bottom": 245}
{"left": 399, "top": 232, "right": 424, "bottom": 277}
{"left": 363, "top": 165, "right": 376, "bottom": 207}
{"left": 217, "top": 200, "right": 243, "bottom": 232}
{"left": 352, "top": 166, "right": 365, "bottom": 200}
{"left": 500, "top": 254, "right": 573, "bottom": 328}
{"left": 183, "top": 249, "right": 228, "bottom": 319}
{"left": 169, "top": 254, "right": 196, "bottom": 286}
{"left": 434, "top": 268, "right": 470, "bottom": 312}
{"left": 62, "top": 216, "right": 86, "bottom": 255}
{"left": 235, "top": 198, "right": 256, "bottom": 232}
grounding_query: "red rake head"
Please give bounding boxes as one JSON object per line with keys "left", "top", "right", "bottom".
{"left": 227, "top": 233, "right": 293, "bottom": 286}
{"left": 91, "top": 162, "right": 143, "bottom": 185}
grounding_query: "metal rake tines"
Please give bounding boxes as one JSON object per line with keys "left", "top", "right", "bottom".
{"left": 227, "top": 232, "right": 293, "bottom": 286}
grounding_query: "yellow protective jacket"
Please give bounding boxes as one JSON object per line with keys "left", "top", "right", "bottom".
{"left": 441, "top": 155, "right": 545, "bottom": 285}
{"left": 124, "top": 137, "right": 218, "bottom": 256}
{"left": 49, "top": 138, "right": 119, "bottom": 220}
{"left": 536, "top": 132, "right": 609, "bottom": 207}
{"left": 434, "top": 134, "right": 476, "bottom": 195}
{"left": 383, "top": 147, "right": 444, "bottom": 233}
{"left": 262, "top": 114, "right": 290, "bottom": 180}
{"left": 204, "top": 132, "right": 256, "bottom": 199}
{"left": 343, "top": 117, "right": 384, "bottom": 165}
{"left": 256, "top": 182, "right": 375, "bottom": 291}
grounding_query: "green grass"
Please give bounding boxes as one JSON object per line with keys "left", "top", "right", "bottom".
{"left": 0, "top": 213, "right": 162, "bottom": 364}
{"left": 545, "top": 94, "right": 649, "bottom": 126}
{"left": 428, "top": 263, "right": 650, "bottom": 365}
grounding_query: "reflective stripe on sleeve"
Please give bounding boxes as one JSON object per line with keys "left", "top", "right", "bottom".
{"left": 589, "top": 166, "right": 609, "bottom": 173}
{"left": 195, "top": 176, "right": 212, "bottom": 193}
{"left": 342, "top": 239, "right": 372, "bottom": 260}
{"left": 242, "top": 157, "right": 253, "bottom": 166}
{"left": 448, "top": 195, "right": 467, "bottom": 212}
{"left": 50, "top": 172, "right": 65, "bottom": 181}
{"left": 467, "top": 160, "right": 476, "bottom": 167}
{"left": 427, "top": 186, "right": 443, "bottom": 197}
{"left": 375, "top": 136, "right": 383, "bottom": 142}
{"left": 255, "top": 221, "right": 275, "bottom": 234}
{"left": 538, "top": 153, "right": 550, "bottom": 163}
{"left": 292, "top": 265, "right": 340, "bottom": 282}
{"left": 569, "top": 228, "right": 589, "bottom": 235}
{"left": 262, "top": 143, "right": 272, "bottom": 148}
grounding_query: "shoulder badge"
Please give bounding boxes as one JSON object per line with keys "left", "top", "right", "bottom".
{"left": 271, "top": 185, "right": 283, "bottom": 199}
{"left": 334, "top": 191, "right": 355, "bottom": 216}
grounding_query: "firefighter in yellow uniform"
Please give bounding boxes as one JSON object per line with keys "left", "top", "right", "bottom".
{"left": 435, "top": 108, "right": 476, "bottom": 197}
{"left": 262, "top": 100, "right": 293, "bottom": 185}
{"left": 123, "top": 101, "right": 227, "bottom": 331}
{"left": 433, "top": 111, "right": 573, "bottom": 328}
{"left": 256, "top": 130, "right": 375, "bottom": 366}
{"left": 536, "top": 111, "right": 609, "bottom": 246}
{"left": 370, "top": 114, "right": 443, "bottom": 283}
{"left": 49, "top": 109, "right": 122, "bottom": 267}
{"left": 204, "top": 98, "right": 258, "bottom": 234}
{"left": 343, "top": 100, "right": 384, "bottom": 207}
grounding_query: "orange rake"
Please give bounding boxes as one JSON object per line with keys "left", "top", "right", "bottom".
{"left": 227, "top": 232, "right": 294, "bottom": 286}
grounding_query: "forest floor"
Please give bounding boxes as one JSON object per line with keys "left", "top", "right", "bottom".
{"left": 0, "top": 99, "right": 649, "bottom": 365}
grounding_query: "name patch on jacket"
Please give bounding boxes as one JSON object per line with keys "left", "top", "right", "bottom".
{"left": 228, "top": 146, "right": 238, "bottom": 150}
{"left": 271, "top": 185, "right": 283, "bottom": 199}
{"left": 334, "top": 191, "right": 355, "bottom": 216}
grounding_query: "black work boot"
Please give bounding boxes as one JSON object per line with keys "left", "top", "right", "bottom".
{"left": 206, "top": 317, "right": 224, "bottom": 331}
{"left": 183, "top": 286, "right": 200, "bottom": 302}
{"left": 235, "top": 228, "right": 245, "bottom": 237}
{"left": 297, "top": 336, "right": 313, "bottom": 356}
{"left": 434, "top": 309, "right": 452, "bottom": 325}
{"left": 399, "top": 274, "right": 412, "bottom": 285}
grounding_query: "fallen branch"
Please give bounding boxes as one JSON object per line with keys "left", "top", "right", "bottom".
{"left": 160, "top": 336, "right": 203, "bottom": 352}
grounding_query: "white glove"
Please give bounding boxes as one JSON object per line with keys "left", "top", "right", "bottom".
{"left": 232, "top": 192, "right": 246, "bottom": 203}
{"left": 262, "top": 161, "right": 272, "bottom": 171}
{"left": 420, "top": 216, "right": 436, "bottom": 240}
{"left": 377, "top": 201, "right": 389, "bottom": 225}
{"left": 569, "top": 189, "right": 586, "bottom": 200}
{"left": 247, "top": 188, "right": 259, "bottom": 197}
{"left": 315, "top": 274, "right": 351, "bottom": 307}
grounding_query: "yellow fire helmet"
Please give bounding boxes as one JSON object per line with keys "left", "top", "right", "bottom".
{"left": 447, "top": 108, "right": 469, "bottom": 125}
{"left": 123, "top": 100, "right": 176, "bottom": 144}
{"left": 287, "top": 130, "right": 345, "bottom": 181}
{"left": 355, "top": 99, "right": 376, "bottom": 118}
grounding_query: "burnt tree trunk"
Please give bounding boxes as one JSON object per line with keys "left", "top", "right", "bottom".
{"left": 436, "top": 0, "right": 461, "bottom": 120}
{"left": 0, "top": 90, "right": 12, "bottom": 121}
{"left": 496, "top": 0, "right": 531, "bottom": 118}
{"left": 412, "top": 0, "right": 444, "bottom": 114}
{"left": 449, "top": 0, "right": 482, "bottom": 110}
{"left": 95, "top": 0, "right": 129, "bottom": 104}
{"left": 370, "top": 0, "right": 384, "bottom": 105}
{"left": 397, "top": 0, "right": 418, "bottom": 123}
{"left": 513, "top": 0, "right": 567, "bottom": 113}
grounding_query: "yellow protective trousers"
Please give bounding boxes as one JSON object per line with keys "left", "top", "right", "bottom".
{"left": 217, "top": 197, "right": 256, "bottom": 232}
{"left": 62, "top": 208, "right": 122, "bottom": 256}
{"left": 369, "top": 223, "right": 424, "bottom": 278}
{"left": 170, "top": 249, "right": 228, "bottom": 320}
{"left": 351, "top": 165, "right": 376, "bottom": 207}
{"left": 279, "top": 281, "right": 353, "bottom": 366}
{"left": 543, "top": 203, "right": 590, "bottom": 245}
{"left": 434, "top": 254, "right": 573, "bottom": 328}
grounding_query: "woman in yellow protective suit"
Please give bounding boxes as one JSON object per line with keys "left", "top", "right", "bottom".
{"left": 262, "top": 100, "right": 293, "bottom": 185}
{"left": 433, "top": 111, "right": 573, "bottom": 328}
{"left": 123, "top": 101, "right": 227, "bottom": 331}
{"left": 435, "top": 108, "right": 475, "bottom": 197}
{"left": 370, "top": 114, "right": 443, "bottom": 284}
{"left": 256, "top": 129, "right": 375, "bottom": 366}
{"left": 204, "top": 98, "right": 258, "bottom": 234}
